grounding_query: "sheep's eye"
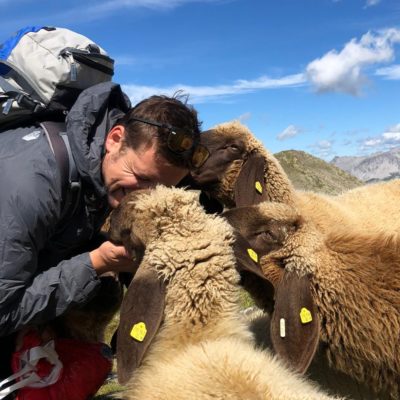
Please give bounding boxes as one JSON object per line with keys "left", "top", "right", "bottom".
{"left": 229, "top": 144, "right": 241, "bottom": 152}
{"left": 257, "top": 231, "right": 276, "bottom": 242}
{"left": 221, "top": 143, "right": 241, "bottom": 152}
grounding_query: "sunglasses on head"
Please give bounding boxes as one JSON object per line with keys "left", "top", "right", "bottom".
{"left": 128, "top": 116, "right": 210, "bottom": 168}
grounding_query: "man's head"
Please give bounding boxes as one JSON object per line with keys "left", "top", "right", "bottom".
{"left": 102, "top": 94, "right": 202, "bottom": 208}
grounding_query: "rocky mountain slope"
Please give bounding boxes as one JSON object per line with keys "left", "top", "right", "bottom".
{"left": 331, "top": 148, "right": 400, "bottom": 183}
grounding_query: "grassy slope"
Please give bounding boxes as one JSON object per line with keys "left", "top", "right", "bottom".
{"left": 275, "top": 150, "right": 363, "bottom": 194}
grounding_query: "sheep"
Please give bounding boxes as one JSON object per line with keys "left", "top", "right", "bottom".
{"left": 190, "top": 121, "right": 296, "bottom": 208}
{"left": 109, "top": 185, "right": 344, "bottom": 400}
{"left": 244, "top": 307, "right": 390, "bottom": 400}
{"left": 190, "top": 121, "right": 400, "bottom": 397}
{"left": 223, "top": 198, "right": 400, "bottom": 399}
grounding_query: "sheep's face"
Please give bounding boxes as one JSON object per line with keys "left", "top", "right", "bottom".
{"left": 224, "top": 201, "right": 325, "bottom": 282}
{"left": 223, "top": 202, "right": 303, "bottom": 308}
{"left": 191, "top": 121, "right": 261, "bottom": 206}
{"left": 223, "top": 202, "right": 321, "bottom": 374}
{"left": 109, "top": 189, "right": 150, "bottom": 265}
{"left": 224, "top": 202, "right": 301, "bottom": 257}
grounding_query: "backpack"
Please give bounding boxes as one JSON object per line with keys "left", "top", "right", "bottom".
{"left": 0, "top": 26, "right": 114, "bottom": 128}
{"left": 0, "top": 26, "right": 115, "bottom": 222}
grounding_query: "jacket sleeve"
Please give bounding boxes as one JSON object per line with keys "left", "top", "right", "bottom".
{"left": 0, "top": 131, "right": 100, "bottom": 337}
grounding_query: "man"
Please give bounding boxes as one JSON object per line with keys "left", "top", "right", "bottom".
{"left": 0, "top": 82, "right": 206, "bottom": 381}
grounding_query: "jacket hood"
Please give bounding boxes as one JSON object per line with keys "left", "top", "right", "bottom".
{"left": 66, "top": 81, "right": 131, "bottom": 200}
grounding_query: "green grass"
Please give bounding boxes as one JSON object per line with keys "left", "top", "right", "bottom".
{"left": 93, "top": 315, "right": 123, "bottom": 399}
{"left": 94, "top": 378, "right": 123, "bottom": 399}
{"left": 275, "top": 150, "right": 363, "bottom": 195}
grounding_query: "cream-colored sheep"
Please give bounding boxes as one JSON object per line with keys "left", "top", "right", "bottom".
{"left": 109, "top": 186, "right": 344, "bottom": 400}
{"left": 191, "top": 121, "right": 400, "bottom": 398}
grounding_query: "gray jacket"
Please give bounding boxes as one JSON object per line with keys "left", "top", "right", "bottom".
{"left": 0, "top": 81, "right": 130, "bottom": 337}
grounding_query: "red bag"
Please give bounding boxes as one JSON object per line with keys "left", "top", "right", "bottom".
{"left": 3, "top": 329, "right": 112, "bottom": 400}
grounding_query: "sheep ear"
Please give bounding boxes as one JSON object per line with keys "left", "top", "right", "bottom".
{"left": 233, "top": 233, "right": 275, "bottom": 288}
{"left": 270, "top": 270, "right": 319, "bottom": 374}
{"left": 233, "top": 233, "right": 275, "bottom": 312}
{"left": 235, "top": 154, "right": 268, "bottom": 207}
{"left": 116, "top": 263, "right": 166, "bottom": 385}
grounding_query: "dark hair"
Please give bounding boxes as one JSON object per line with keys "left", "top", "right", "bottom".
{"left": 116, "top": 94, "right": 201, "bottom": 169}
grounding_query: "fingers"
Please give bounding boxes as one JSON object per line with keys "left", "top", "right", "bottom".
{"left": 90, "top": 241, "right": 138, "bottom": 275}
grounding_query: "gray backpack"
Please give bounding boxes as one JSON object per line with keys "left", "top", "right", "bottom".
{"left": 0, "top": 26, "right": 115, "bottom": 130}
{"left": 0, "top": 26, "right": 115, "bottom": 221}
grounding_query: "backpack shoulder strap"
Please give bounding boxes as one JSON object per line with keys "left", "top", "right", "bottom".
{"left": 40, "top": 121, "right": 81, "bottom": 223}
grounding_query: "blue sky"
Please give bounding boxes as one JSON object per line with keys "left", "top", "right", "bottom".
{"left": 1, "top": 0, "right": 399, "bottom": 160}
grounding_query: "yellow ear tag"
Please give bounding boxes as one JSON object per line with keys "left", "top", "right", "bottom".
{"left": 255, "top": 181, "right": 263, "bottom": 194}
{"left": 247, "top": 248, "right": 258, "bottom": 263}
{"left": 300, "top": 307, "right": 313, "bottom": 324}
{"left": 130, "top": 322, "right": 147, "bottom": 342}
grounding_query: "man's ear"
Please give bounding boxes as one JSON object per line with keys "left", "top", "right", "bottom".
{"left": 104, "top": 124, "right": 125, "bottom": 153}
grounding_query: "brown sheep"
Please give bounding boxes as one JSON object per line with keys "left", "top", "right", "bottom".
{"left": 109, "top": 186, "right": 344, "bottom": 400}
{"left": 190, "top": 120, "right": 400, "bottom": 397}
{"left": 223, "top": 194, "right": 400, "bottom": 399}
{"left": 191, "top": 120, "right": 296, "bottom": 208}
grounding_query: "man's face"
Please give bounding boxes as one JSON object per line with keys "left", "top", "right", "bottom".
{"left": 102, "top": 125, "right": 188, "bottom": 208}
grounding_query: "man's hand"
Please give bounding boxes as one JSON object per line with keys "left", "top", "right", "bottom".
{"left": 90, "top": 241, "right": 138, "bottom": 275}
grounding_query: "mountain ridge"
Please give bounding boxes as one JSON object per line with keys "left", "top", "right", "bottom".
{"left": 275, "top": 149, "right": 364, "bottom": 195}
{"left": 330, "top": 147, "right": 400, "bottom": 183}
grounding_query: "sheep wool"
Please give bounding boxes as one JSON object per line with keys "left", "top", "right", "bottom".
{"left": 192, "top": 121, "right": 296, "bottom": 208}
{"left": 110, "top": 186, "right": 344, "bottom": 400}
{"left": 225, "top": 187, "right": 400, "bottom": 398}
{"left": 191, "top": 120, "right": 400, "bottom": 398}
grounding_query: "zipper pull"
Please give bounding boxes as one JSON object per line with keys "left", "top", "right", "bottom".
{"left": 62, "top": 50, "right": 77, "bottom": 81}
{"left": 70, "top": 54, "right": 77, "bottom": 82}
{"left": 2, "top": 98, "right": 13, "bottom": 115}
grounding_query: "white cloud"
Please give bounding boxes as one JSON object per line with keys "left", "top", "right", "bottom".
{"left": 375, "top": 64, "right": 400, "bottom": 79}
{"left": 383, "top": 131, "right": 400, "bottom": 140}
{"left": 238, "top": 112, "right": 251, "bottom": 122}
{"left": 86, "top": 0, "right": 220, "bottom": 15}
{"left": 114, "top": 56, "right": 138, "bottom": 66}
{"left": 277, "top": 124, "right": 302, "bottom": 141}
{"left": 316, "top": 140, "right": 333, "bottom": 150}
{"left": 306, "top": 28, "right": 400, "bottom": 95}
{"left": 363, "top": 138, "right": 382, "bottom": 147}
{"left": 122, "top": 73, "right": 306, "bottom": 104}
{"left": 365, "top": 0, "right": 381, "bottom": 7}
{"left": 361, "top": 123, "right": 400, "bottom": 149}
{"left": 309, "top": 139, "right": 334, "bottom": 160}
{"left": 383, "top": 123, "right": 400, "bottom": 137}
{"left": 6, "top": 0, "right": 226, "bottom": 26}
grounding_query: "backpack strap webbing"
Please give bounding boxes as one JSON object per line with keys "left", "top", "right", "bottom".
{"left": 40, "top": 121, "right": 81, "bottom": 224}
{"left": 0, "top": 76, "right": 44, "bottom": 115}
